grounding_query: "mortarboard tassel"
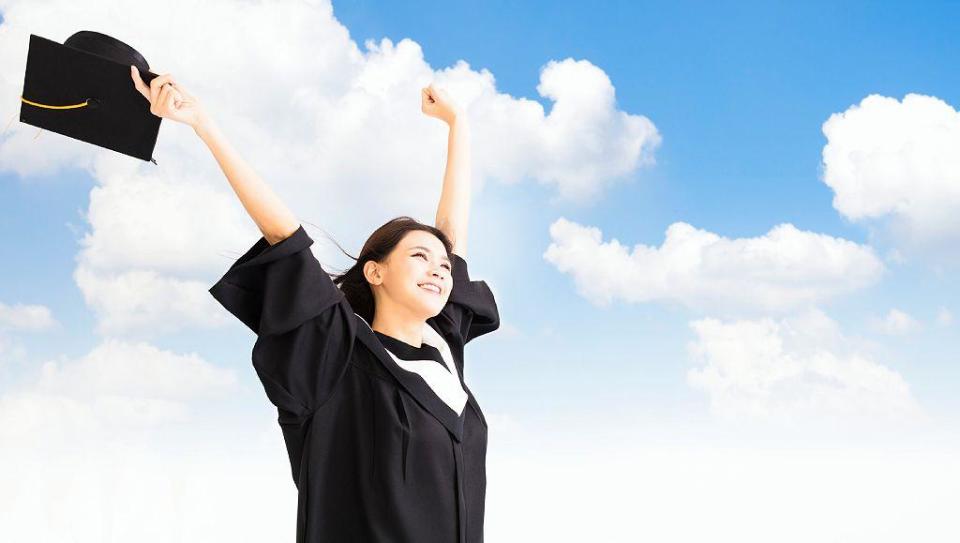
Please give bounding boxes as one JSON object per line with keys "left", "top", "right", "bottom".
{"left": 20, "top": 95, "right": 91, "bottom": 110}
{"left": 19, "top": 94, "right": 90, "bottom": 141}
{"left": 18, "top": 95, "right": 159, "bottom": 164}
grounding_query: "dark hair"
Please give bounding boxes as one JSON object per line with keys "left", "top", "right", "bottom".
{"left": 308, "top": 216, "right": 454, "bottom": 325}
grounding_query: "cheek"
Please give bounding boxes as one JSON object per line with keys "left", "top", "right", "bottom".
{"left": 392, "top": 266, "right": 423, "bottom": 296}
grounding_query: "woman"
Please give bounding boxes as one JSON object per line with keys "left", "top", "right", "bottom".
{"left": 132, "top": 67, "right": 500, "bottom": 542}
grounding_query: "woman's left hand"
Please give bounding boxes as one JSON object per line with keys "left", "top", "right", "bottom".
{"left": 421, "top": 83, "right": 462, "bottom": 125}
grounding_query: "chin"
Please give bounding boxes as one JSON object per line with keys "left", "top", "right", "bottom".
{"left": 412, "top": 293, "right": 444, "bottom": 317}
{"left": 422, "top": 300, "right": 445, "bottom": 317}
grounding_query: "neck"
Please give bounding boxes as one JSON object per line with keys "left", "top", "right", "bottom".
{"left": 371, "top": 303, "right": 425, "bottom": 348}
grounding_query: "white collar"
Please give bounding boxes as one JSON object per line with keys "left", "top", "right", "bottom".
{"left": 355, "top": 313, "right": 468, "bottom": 416}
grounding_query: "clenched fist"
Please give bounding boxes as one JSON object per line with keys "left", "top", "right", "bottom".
{"left": 421, "top": 83, "right": 463, "bottom": 125}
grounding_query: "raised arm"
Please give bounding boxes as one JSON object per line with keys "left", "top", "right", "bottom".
{"left": 421, "top": 84, "right": 471, "bottom": 258}
{"left": 193, "top": 113, "right": 300, "bottom": 245}
{"left": 130, "top": 67, "right": 299, "bottom": 245}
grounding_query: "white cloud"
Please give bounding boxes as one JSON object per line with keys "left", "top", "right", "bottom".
{"left": 0, "top": 0, "right": 658, "bottom": 335}
{"left": 34, "top": 338, "right": 237, "bottom": 399}
{"left": 543, "top": 217, "right": 884, "bottom": 314}
{"left": 522, "top": 58, "right": 661, "bottom": 203}
{"left": 73, "top": 261, "right": 236, "bottom": 337}
{"left": 0, "top": 350, "right": 290, "bottom": 543}
{"left": 821, "top": 93, "right": 960, "bottom": 255}
{"left": 0, "top": 338, "right": 239, "bottom": 450}
{"left": 686, "top": 308, "right": 924, "bottom": 425}
{"left": 0, "top": 301, "right": 57, "bottom": 331}
{"left": 869, "top": 308, "right": 922, "bottom": 335}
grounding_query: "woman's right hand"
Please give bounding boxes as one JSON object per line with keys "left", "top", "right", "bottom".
{"left": 130, "top": 66, "right": 206, "bottom": 129}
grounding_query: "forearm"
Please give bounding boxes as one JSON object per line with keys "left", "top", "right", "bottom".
{"left": 434, "top": 114, "right": 471, "bottom": 256}
{"left": 193, "top": 113, "right": 300, "bottom": 245}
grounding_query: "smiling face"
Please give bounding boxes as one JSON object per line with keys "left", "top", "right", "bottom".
{"left": 364, "top": 230, "right": 453, "bottom": 319}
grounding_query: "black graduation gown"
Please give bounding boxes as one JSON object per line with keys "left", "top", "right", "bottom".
{"left": 208, "top": 224, "right": 500, "bottom": 543}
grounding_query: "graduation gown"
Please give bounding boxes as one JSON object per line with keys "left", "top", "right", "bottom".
{"left": 209, "top": 224, "right": 500, "bottom": 543}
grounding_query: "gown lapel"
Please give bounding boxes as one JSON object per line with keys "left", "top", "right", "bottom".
{"left": 353, "top": 312, "right": 466, "bottom": 443}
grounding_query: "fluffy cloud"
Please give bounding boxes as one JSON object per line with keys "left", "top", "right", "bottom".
{"left": 686, "top": 308, "right": 924, "bottom": 425}
{"left": 821, "top": 93, "right": 960, "bottom": 255}
{"left": 0, "top": 301, "right": 57, "bottom": 331}
{"left": 0, "top": 0, "right": 657, "bottom": 335}
{"left": 543, "top": 217, "right": 884, "bottom": 314}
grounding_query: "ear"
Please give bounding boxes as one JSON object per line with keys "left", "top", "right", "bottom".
{"left": 363, "top": 260, "right": 383, "bottom": 286}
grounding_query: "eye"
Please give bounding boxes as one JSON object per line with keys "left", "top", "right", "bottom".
{"left": 413, "top": 251, "right": 452, "bottom": 271}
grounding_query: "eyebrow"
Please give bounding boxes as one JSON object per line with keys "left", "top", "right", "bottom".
{"left": 409, "top": 246, "right": 451, "bottom": 264}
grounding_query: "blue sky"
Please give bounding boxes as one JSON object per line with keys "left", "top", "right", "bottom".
{"left": 1, "top": 1, "right": 958, "bottom": 541}
{"left": 299, "top": 0, "right": 960, "bottom": 424}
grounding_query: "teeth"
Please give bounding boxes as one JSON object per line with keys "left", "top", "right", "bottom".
{"left": 419, "top": 283, "right": 440, "bottom": 294}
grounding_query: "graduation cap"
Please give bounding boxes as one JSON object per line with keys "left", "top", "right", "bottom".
{"left": 19, "top": 30, "right": 162, "bottom": 163}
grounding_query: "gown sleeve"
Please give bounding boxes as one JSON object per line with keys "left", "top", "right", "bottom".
{"left": 208, "top": 224, "right": 356, "bottom": 420}
{"left": 432, "top": 252, "right": 501, "bottom": 345}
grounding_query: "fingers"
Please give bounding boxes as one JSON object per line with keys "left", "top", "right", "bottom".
{"left": 131, "top": 66, "right": 150, "bottom": 100}
{"left": 130, "top": 68, "right": 179, "bottom": 102}
{"left": 157, "top": 82, "right": 172, "bottom": 113}
{"left": 161, "top": 81, "right": 179, "bottom": 109}
{"left": 149, "top": 74, "right": 177, "bottom": 110}
{"left": 130, "top": 67, "right": 178, "bottom": 107}
{"left": 422, "top": 87, "right": 435, "bottom": 104}
{"left": 421, "top": 84, "right": 445, "bottom": 105}
{"left": 139, "top": 72, "right": 182, "bottom": 119}
{"left": 156, "top": 82, "right": 185, "bottom": 115}
{"left": 165, "top": 86, "right": 183, "bottom": 110}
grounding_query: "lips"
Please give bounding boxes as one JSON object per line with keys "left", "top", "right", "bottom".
{"left": 418, "top": 282, "right": 441, "bottom": 295}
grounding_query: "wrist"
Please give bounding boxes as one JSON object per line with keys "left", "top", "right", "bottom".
{"left": 447, "top": 109, "right": 468, "bottom": 127}
{"left": 192, "top": 110, "right": 216, "bottom": 138}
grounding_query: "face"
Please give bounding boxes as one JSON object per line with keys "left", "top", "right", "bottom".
{"left": 365, "top": 230, "right": 452, "bottom": 318}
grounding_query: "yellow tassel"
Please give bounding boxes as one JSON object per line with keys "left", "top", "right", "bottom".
{"left": 20, "top": 95, "right": 90, "bottom": 110}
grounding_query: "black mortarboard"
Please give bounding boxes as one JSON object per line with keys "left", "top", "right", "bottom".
{"left": 19, "top": 31, "right": 162, "bottom": 163}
